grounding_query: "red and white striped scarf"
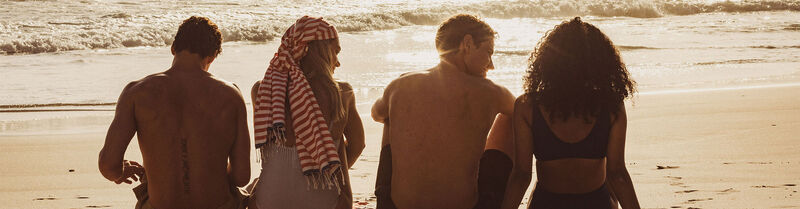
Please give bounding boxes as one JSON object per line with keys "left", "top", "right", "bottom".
{"left": 254, "top": 16, "right": 342, "bottom": 190}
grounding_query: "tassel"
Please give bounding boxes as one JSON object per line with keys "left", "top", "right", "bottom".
{"left": 333, "top": 173, "right": 342, "bottom": 195}
{"left": 305, "top": 175, "right": 312, "bottom": 191}
{"left": 339, "top": 168, "right": 346, "bottom": 186}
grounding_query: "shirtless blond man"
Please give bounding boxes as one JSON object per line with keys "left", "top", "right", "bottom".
{"left": 98, "top": 16, "right": 250, "bottom": 209}
{"left": 372, "top": 14, "right": 515, "bottom": 209}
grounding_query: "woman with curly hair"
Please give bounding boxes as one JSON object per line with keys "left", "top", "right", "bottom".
{"left": 502, "top": 17, "right": 640, "bottom": 209}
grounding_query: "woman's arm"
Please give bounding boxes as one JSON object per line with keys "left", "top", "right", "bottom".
{"left": 606, "top": 104, "right": 641, "bottom": 209}
{"left": 251, "top": 81, "right": 260, "bottom": 109}
{"left": 342, "top": 89, "right": 365, "bottom": 168}
{"left": 501, "top": 97, "right": 535, "bottom": 209}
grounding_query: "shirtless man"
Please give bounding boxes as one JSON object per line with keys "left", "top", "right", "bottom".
{"left": 372, "top": 14, "right": 515, "bottom": 209}
{"left": 98, "top": 16, "right": 251, "bottom": 209}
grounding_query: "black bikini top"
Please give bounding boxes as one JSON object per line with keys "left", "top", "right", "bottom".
{"left": 531, "top": 105, "right": 611, "bottom": 161}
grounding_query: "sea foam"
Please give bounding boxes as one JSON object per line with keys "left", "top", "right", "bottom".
{"left": 1, "top": 0, "right": 798, "bottom": 55}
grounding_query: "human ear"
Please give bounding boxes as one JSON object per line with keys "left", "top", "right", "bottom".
{"left": 204, "top": 55, "right": 216, "bottom": 65}
{"left": 170, "top": 45, "right": 176, "bottom": 55}
{"left": 461, "top": 34, "right": 475, "bottom": 55}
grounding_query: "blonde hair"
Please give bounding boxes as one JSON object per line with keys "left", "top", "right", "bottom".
{"left": 300, "top": 39, "right": 345, "bottom": 124}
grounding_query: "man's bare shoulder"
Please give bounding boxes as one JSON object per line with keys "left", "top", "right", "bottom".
{"left": 207, "top": 75, "right": 245, "bottom": 97}
{"left": 385, "top": 68, "right": 435, "bottom": 90}
{"left": 122, "top": 72, "right": 243, "bottom": 102}
{"left": 396, "top": 69, "right": 434, "bottom": 82}
{"left": 119, "top": 72, "right": 169, "bottom": 96}
{"left": 477, "top": 78, "right": 513, "bottom": 99}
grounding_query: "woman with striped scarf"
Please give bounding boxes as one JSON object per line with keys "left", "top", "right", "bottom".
{"left": 248, "top": 16, "right": 365, "bottom": 209}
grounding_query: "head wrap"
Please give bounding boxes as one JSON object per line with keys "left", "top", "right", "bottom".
{"left": 254, "top": 16, "right": 342, "bottom": 190}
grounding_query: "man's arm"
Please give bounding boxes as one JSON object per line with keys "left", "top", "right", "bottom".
{"left": 228, "top": 84, "right": 251, "bottom": 187}
{"left": 371, "top": 97, "right": 388, "bottom": 123}
{"left": 375, "top": 144, "right": 396, "bottom": 209}
{"left": 99, "top": 82, "right": 144, "bottom": 184}
{"left": 501, "top": 97, "right": 535, "bottom": 209}
{"left": 372, "top": 80, "right": 397, "bottom": 123}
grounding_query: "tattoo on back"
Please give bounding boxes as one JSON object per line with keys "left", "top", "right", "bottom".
{"left": 181, "top": 137, "right": 190, "bottom": 194}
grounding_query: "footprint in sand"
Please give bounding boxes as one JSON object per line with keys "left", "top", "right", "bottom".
{"left": 76, "top": 196, "right": 89, "bottom": 199}
{"left": 665, "top": 176, "right": 690, "bottom": 188}
{"left": 716, "top": 188, "right": 739, "bottom": 194}
{"left": 753, "top": 185, "right": 781, "bottom": 188}
{"left": 33, "top": 197, "right": 57, "bottom": 201}
{"left": 683, "top": 198, "right": 713, "bottom": 204}
{"left": 675, "top": 189, "right": 698, "bottom": 193}
{"left": 752, "top": 184, "right": 797, "bottom": 189}
{"left": 85, "top": 205, "right": 111, "bottom": 208}
{"left": 670, "top": 182, "right": 685, "bottom": 185}
{"left": 657, "top": 165, "right": 680, "bottom": 170}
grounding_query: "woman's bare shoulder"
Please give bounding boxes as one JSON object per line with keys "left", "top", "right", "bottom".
{"left": 337, "top": 81, "right": 353, "bottom": 92}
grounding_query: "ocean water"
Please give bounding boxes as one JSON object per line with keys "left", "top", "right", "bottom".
{"left": 1, "top": 0, "right": 799, "bottom": 133}
{"left": 0, "top": 1, "right": 799, "bottom": 208}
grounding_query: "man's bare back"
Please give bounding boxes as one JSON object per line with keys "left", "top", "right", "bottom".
{"left": 99, "top": 17, "right": 249, "bottom": 209}
{"left": 129, "top": 69, "right": 249, "bottom": 208}
{"left": 372, "top": 65, "right": 513, "bottom": 209}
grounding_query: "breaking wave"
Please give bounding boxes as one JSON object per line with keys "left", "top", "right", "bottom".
{"left": 1, "top": 0, "right": 798, "bottom": 54}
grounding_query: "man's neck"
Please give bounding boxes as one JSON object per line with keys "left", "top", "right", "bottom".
{"left": 171, "top": 51, "right": 210, "bottom": 73}
{"left": 438, "top": 55, "right": 467, "bottom": 75}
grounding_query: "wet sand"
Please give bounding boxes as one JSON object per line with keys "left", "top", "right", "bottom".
{"left": 1, "top": 84, "right": 799, "bottom": 208}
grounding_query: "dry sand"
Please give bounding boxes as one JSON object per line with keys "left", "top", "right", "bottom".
{"left": 1, "top": 84, "right": 799, "bottom": 209}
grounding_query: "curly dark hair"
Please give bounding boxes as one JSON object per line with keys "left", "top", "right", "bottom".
{"left": 172, "top": 16, "right": 222, "bottom": 58}
{"left": 435, "top": 14, "right": 496, "bottom": 56}
{"left": 524, "top": 17, "right": 635, "bottom": 121}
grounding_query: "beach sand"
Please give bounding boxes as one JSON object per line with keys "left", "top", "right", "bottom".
{"left": 1, "top": 84, "right": 799, "bottom": 209}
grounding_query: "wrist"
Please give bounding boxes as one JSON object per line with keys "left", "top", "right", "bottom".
{"left": 111, "top": 160, "right": 130, "bottom": 181}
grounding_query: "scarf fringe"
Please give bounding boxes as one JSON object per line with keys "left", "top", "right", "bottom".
{"left": 257, "top": 145, "right": 345, "bottom": 194}
{"left": 303, "top": 166, "right": 343, "bottom": 194}
{"left": 268, "top": 124, "right": 288, "bottom": 145}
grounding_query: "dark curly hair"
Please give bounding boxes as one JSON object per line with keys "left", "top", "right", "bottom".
{"left": 172, "top": 16, "right": 222, "bottom": 58}
{"left": 524, "top": 17, "right": 635, "bottom": 121}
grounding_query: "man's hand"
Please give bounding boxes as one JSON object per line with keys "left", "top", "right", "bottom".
{"left": 114, "top": 160, "right": 145, "bottom": 184}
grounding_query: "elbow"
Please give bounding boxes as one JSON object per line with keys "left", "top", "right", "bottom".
{"left": 371, "top": 112, "right": 386, "bottom": 123}
{"left": 97, "top": 150, "right": 118, "bottom": 181}
{"left": 233, "top": 178, "right": 250, "bottom": 188}
{"left": 229, "top": 162, "right": 251, "bottom": 187}
{"left": 370, "top": 103, "right": 387, "bottom": 123}
{"left": 232, "top": 172, "right": 250, "bottom": 187}
{"left": 353, "top": 141, "right": 366, "bottom": 153}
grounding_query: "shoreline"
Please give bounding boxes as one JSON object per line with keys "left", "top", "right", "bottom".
{"left": 1, "top": 83, "right": 799, "bottom": 208}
